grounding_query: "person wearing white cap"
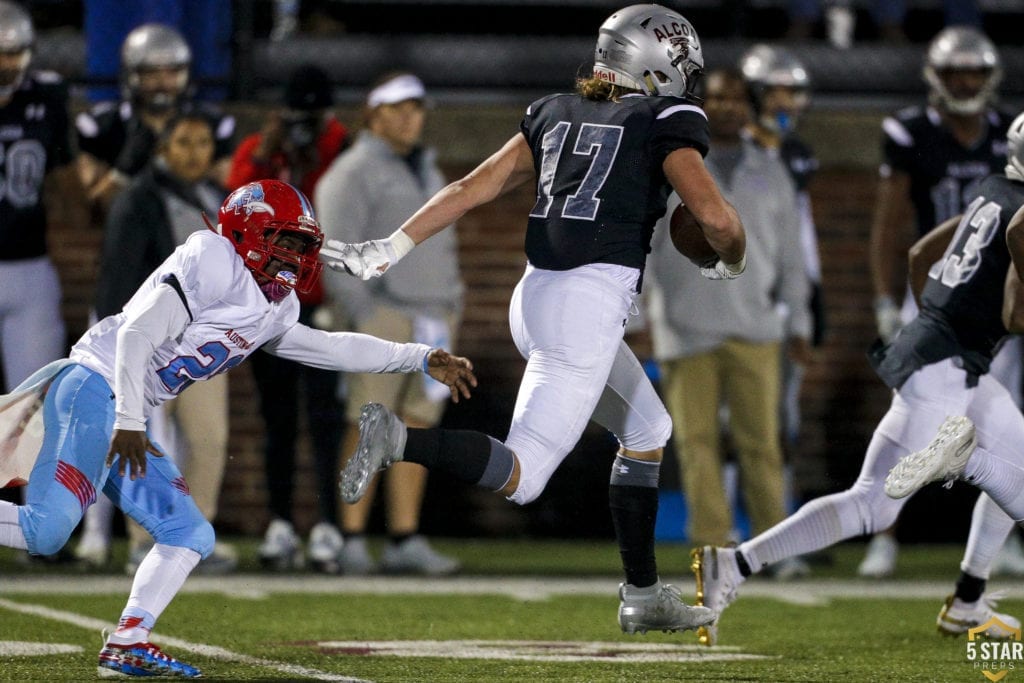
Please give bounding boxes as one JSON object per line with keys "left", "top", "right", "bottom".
{"left": 316, "top": 71, "right": 463, "bottom": 576}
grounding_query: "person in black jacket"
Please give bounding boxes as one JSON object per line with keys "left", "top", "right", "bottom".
{"left": 76, "top": 112, "right": 234, "bottom": 575}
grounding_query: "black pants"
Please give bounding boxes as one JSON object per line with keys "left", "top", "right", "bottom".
{"left": 251, "top": 304, "right": 345, "bottom": 524}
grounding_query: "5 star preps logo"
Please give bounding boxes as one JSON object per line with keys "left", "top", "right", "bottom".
{"left": 966, "top": 617, "right": 1024, "bottom": 681}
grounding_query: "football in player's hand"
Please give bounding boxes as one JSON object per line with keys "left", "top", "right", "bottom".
{"left": 670, "top": 203, "right": 718, "bottom": 266}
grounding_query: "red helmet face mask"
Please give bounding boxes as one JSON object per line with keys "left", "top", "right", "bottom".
{"left": 211, "top": 180, "right": 324, "bottom": 300}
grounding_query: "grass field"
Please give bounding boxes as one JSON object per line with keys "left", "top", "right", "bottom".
{"left": 1, "top": 539, "right": 1021, "bottom": 681}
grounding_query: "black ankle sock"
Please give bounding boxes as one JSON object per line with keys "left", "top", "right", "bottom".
{"left": 608, "top": 484, "right": 658, "bottom": 588}
{"left": 954, "top": 571, "right": 986, "bottom": 603}
{"left": 404, "top": 428, "right": 510, "bottom": 489}
{"left": 735, "top": 550, "right": 753, "bottom": 578}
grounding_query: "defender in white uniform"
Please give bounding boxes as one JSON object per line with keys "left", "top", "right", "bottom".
{"left": 0, "top": 179, "right": 475, "bottom": 678}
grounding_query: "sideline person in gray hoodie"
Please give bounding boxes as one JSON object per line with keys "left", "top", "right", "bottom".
{"left": 646, "top": 68, "right": 811, "bottom": 560}
{"left": 315, "top": 72, "right": 463, "bottom": 576}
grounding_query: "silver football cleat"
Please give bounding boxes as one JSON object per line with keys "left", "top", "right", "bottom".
{"left": 340, "top": 403, "right": 407, "bottom": 505}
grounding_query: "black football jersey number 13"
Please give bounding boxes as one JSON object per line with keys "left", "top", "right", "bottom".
{"left": 520, "top": 92, "right": 709, "bottom": 273}
{"left": 922, "top": 174, "right": 1024, "bottom": 354}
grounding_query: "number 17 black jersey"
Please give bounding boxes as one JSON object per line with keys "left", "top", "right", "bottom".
{"left": 519, "top": 92, "right": 709, "bottom": 272}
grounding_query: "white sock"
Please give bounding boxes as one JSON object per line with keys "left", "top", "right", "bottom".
{"left": 116, "top": 543, "right": 200, "bottom": 639}
{"left": 964, "top": 447, "right": 1024, "bottom": 521}
{"left": 740, "top": 489, "right": 871, "bottom": 573}
{"left": 0, "top": 500, "right": 27, "bottom": 550}
{"left": 960, "top": 493, "right": 1015, "bottom": 580}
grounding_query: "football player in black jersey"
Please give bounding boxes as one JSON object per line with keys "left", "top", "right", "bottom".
{"left": 864, "top": 26, "right": 1021, "bottom": 579}
{"left": 740, "top": 45, "right": 825, "bottom": 580}
{"left": 326, "top": 4, "right": 745, "bottom": 635}
{"left": 74, "top": 23, "right": 235, "bottom": 213}
{"left": 693, "top": 110, "right": 1024, "bottom": 645}
{"left": 0, "top": 1, "right": 75, "bottom": 393}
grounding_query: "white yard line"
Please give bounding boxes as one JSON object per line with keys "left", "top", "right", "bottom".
{"left": 0, "top": 597, "right": 371, "bottom": 682}
{"left": 1, "top": 574, "right": 1021, "bottom": 604}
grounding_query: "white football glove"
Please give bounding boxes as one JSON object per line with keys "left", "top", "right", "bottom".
{"left": 700, "top": 253, "right": 746, "bottom": 280}
{"left": 320, "top": 230, "right": 415, "bottom": 281}
{"left": 874, "top": 295, "right": 903, "bottom": 343}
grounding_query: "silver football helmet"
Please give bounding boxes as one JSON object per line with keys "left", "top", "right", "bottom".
{"left": 924, "top": 26, "right": 1001, "bottom": 116}
{"left": 593, "top": 4, "right": 703, "bottom": 98}
{"left": 739, "top": 44, "right": 810, "bottom": 133}
{"left": 0, "top": 0, "right": 33, "bottom": 98}
{"left": 1006, "top": 111, "right": 1024, "bottom": 183}
{"left": 121, "top": 23, "right": 191, "bottom": 110}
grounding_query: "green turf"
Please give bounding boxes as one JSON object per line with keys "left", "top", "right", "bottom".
{"left": 0, "top": 539, "right": 1017, "bottom": 681}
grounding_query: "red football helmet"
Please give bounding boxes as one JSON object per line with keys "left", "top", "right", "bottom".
{"left": 212, "top": 180, "right": 323, "bottom": 296}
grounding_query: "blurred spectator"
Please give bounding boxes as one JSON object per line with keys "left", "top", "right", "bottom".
{"left": 645, "top": 69, "right": 811, "bottom": 577}
{"left": 787, "top": 0, "right": 906, "bottom": 46}
{"left": 0, "top": 1, "right": 78, "bottom": 564}
{"left": 75, "top": 112, "right": 234, "bottom": 575}
{"left": 0, "top": 0, "right": 74, "bottom": 396}
{"left": 76, "top": 22, "right": 235, "bottom": 216}
{"left": 740, "top": 44, "right": 826, "bottom": 516}
{"left": 316, "top": 72, "right": 463, "bottom": 576}
{"left": 83, "top": 0, "right": 231, "bottom": 101}
{"left": 864, "top": 25, "right": 1024, "bottom": 578}
{"left": 226, "top": 64, "right": 350, "bottom": 573}
{"left": 787, "top": 0, "right": 982, "bottom": 46}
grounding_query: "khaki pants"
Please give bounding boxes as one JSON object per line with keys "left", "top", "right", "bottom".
{"left": 128, "top": 373, "right": 229, "bottom": 548}
{"left": 346, "top": 305, "right": 459, "bottom": 427}
{"left": 660, "top": 340, "right": 786, "bottom": 546}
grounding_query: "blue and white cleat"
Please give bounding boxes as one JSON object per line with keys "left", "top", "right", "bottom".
{"left": 98, "top": 640, "right": 202, "bottom": 678}
{"left": 885, "top": 415, "right": 976, "bottom": 499}
{"left": 340, "top": 403, "right": 407, "bottom": 505}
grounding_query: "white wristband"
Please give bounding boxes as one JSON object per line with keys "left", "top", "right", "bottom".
{"left": 388, "top": 229, "right": 416, "bottom": 261}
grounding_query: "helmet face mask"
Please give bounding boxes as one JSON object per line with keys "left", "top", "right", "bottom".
{"left": 592, "top": 4, "right": 704, "bottom": 99}
{"left": 121, "top": 23, "right": 192, "bottom": 112}
{"left": 924, "top": 26, "right": 1001, "bottom": 116}
{"left": 214, "top": 180, "right": 324, "bottom": 300}
{"left": 740, "top": 43, "right": 810, "bottom": 134}
{"left": 0, "top": 0, "right": 33, "bottom": 98}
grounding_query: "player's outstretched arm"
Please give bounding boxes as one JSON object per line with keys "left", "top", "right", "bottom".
{"left": 320, "top": 133, "right": 535, "bottom": 280}
{"left": 425, "top": 348, "right": 478, "bottom": 403}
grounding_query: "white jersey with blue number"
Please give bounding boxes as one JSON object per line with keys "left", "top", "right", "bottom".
{"left": 71, "top": 230, "right": 299, "bottom": 413}
{"left": 71, "top": 229, "right": 432, "bottom": 431}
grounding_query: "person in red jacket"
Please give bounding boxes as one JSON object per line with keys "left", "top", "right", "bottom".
{"left": 226, "top": 64, "right": 351, "bottom": 572}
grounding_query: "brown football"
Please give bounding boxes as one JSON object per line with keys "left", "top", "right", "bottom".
{"left": 669, "top": 203, "right": 717, "bottom": 266}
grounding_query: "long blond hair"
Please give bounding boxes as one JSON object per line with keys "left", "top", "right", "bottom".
{"left": 575, "top": 75, "right": 639, "bottom": 102}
